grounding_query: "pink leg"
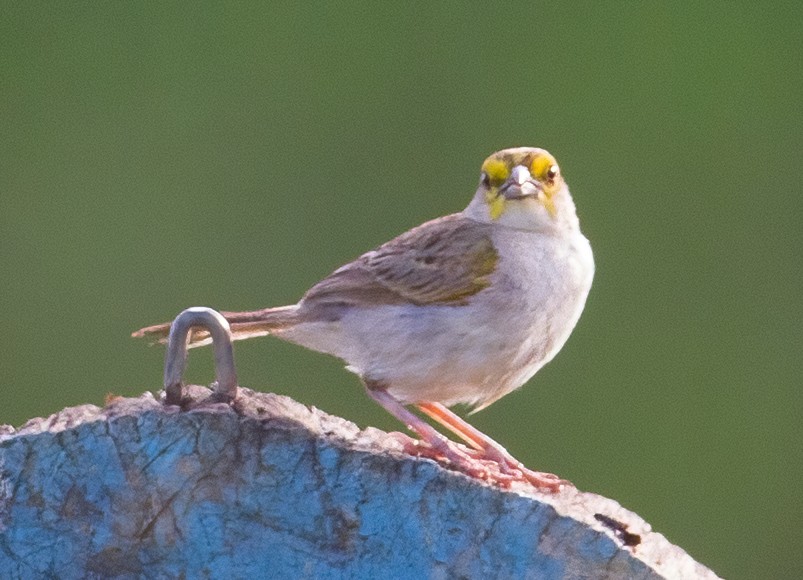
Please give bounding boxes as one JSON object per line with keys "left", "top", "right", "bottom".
{"left": 363, "top": 381, "right": 568, "bottom": 491}
{"left": 365, "top": 388, "right": 504, "bottom": 480}
{"left": 416, "top": 402, "right": 569, "bottom": 492}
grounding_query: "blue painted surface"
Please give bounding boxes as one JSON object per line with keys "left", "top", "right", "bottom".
{"left": 0, "top": 395, "right": 664, "bottom": 579}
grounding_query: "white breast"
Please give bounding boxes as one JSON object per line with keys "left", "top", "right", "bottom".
{"left": 279, "top": 227, "right": 594, "bottom": 409}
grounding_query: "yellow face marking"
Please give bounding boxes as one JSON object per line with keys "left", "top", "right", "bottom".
{"left": 481, "top": 159, "right": 510, "bottom": 186}
{"left": 480, "top": 148, "right": 563, "bottom": 220}
{"left": 530, "top": 153, "right": 561, "bottom": 218}
{"left": 487, "top": 194, "right": 506, "bottom": 220}
{"left": 539, "top": 193, "right": 557, "bottom": 217}
{"left": 481, "top": 158, "right": 510, "bottom": 219}
{"left": 530, "top": 154, "right": 556, "bottom": 181}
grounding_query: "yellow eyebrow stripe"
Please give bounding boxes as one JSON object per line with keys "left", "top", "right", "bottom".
{"left": 482, "top": 159, "right": 510, "bottom": 185}
{"left": 530, "top": 154, "right": 555, "bottom": 179}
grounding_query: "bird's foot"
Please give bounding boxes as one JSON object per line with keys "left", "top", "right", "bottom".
{"left": 466, "top": 445, "right": 570, "bottom": 492}
{"left": 390, "top": 432, "right": 559, "bottom": 489}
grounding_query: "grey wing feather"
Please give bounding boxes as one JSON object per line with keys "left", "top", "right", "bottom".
{"left": 299, "top": 214, "right": 498, "bottom": 320}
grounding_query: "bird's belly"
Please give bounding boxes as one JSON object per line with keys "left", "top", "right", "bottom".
{"left": 279, "top": 230, "right": 593, "bottom": 409}
{"left": 281, "top": 303, "right": 523, "bottom": 405}
{"left": 279, "top": 289, "right": 583, "bottom": 408}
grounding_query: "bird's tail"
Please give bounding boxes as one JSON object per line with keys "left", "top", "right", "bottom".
{"left": 131, "top": 305, "right": 300, "bottom": 348}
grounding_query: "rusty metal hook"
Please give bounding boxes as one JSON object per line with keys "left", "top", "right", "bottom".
{"left": 163, "top": 307, "right": 238, "bottom": 405}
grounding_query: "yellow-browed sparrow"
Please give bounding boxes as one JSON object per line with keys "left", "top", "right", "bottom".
{"left": 134, "top": 147, "right": 594, "bottom": 491}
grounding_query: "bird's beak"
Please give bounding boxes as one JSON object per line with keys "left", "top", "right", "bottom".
{"left": 500, "top": 165, "right": 543, "bottom": 200}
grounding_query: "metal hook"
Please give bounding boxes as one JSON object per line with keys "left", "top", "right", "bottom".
{"left": 163, "top": 307, "right": 238, "bottom": 405}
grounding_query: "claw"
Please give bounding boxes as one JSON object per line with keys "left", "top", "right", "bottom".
{"left": 400, "top": 436, "right": 554, "bottom": 489}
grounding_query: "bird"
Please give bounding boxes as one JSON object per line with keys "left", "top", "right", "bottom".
{"left": 133, "top": 147, "right": 594, "bottom": 491}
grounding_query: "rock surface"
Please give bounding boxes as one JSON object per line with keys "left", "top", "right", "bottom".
{"left": 0, "top": 386, "right": 719, "bottom": 579}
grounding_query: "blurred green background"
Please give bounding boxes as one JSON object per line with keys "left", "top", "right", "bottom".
{"left": 2, "top": 3, "right": 800, "bottom": 578}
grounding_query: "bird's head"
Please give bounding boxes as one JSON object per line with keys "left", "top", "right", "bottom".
{"left": 465, "top": 147, "right": 578, "bottom": 231}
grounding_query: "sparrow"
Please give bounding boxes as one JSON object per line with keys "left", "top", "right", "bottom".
{"left": 134, "top": 147, "right": 594, "bottom": 491}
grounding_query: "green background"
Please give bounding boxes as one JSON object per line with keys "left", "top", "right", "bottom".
{"left": 2, "top": 3, "right": 800, "bottom": 578}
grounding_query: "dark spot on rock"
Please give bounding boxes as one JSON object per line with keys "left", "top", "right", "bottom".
{"left": 61, "top": 485, "right": 101, "bottom": 519}
{"left": 331, "top": 509, "right": 361, "bottom": 553}
{"left": 594, "top": 513, "right": 642, "bottom": 548}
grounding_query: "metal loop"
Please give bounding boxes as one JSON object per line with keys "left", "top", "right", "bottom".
{"left": 163, "top": 307, "right": 238, "bottom": 405}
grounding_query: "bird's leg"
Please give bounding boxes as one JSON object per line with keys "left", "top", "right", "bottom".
{"left": 364, "top": 386, "right": 515, "bottom": 482}
{"left": 416, "top": 402, "right": 569, "bottom": 492}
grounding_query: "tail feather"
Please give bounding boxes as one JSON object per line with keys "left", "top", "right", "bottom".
{"left": 132, "top": 305, "right": 300, "bottom": 348}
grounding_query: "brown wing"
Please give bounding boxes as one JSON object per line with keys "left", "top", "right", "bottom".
{"left": 300, "top": 214, "right": 498, "bottom": 319}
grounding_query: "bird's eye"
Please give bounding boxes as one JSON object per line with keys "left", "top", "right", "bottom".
{"left": 546, "top": 165, "right": 559, "bottom": 182}
{"left": 480, "top": 172, "right": 491, "bottom": 187}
